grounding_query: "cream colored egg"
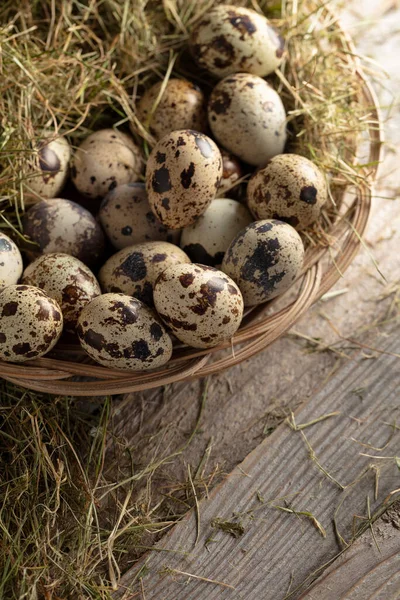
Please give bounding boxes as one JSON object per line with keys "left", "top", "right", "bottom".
{"left": 146, "top": 130, "right": 223, "bottom": 229}
{"left": 0, "top": 232, "right": 23, "bottom": 290}
{"left": 25, "top": 135, "right": 71, "bottom": 201}
{"left": 189, "top": 4, "right": 284, "bottom": 78}
{"left": 136, "top": 79, "right": 207, "bottom": 140}
{"left": 208, "top": 73, "right": 287, "bottom": 166}
{"left": 22, "top": 253, "right": 101, "bottom": 333}
{"left": 218, "top": 150, "right": 243, "bottom": 195}
{"left": 153, "top": 263, "right": 243, "bottom": 348}
{"left": 77, "top": 293, "right": 172, "bottom": 371}
{"left": 0, "top": 284, "right": 63, "bottom": 362}
{"left": 221, "top": 219, "right": 304, "bottom": 306}
{"left": 247, "top": 154, "right": 328, "bottom": 230}
{"left": 99, "top": 241, "right": 190, "bottom": 306}
{"left": 71, "top": 129, "right": 143, "bottom": 200}
{"left": 99, "top": 183, "right": 179, "bottom": 250}
{"left": 180, "top": 199, "right": 253, "bottom": 266}
{"left": 22, "top": 198, "right": 105, "bottom": 267}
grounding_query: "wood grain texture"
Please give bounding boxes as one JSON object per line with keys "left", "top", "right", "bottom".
{"left": 114, "top": 324, "right": 400, "bottom": 600}
{"left": 300, "top": 502, "right": 400, "bottom": 599}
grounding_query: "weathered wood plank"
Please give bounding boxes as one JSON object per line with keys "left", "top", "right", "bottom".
{"left": 300, "top": 501, "right": 400, "bottom": 599}
{"left": 113, "top": 322, "right": 400, "bottom": 600}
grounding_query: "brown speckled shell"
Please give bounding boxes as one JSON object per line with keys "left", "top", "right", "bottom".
{"left": 76, "top": 293, "right": 173, "bottom": 371}
{"left": 137, "top": 79, "right": 207, "bottom": 141}
{"left": 146, "top": 130, "right": 223, "bottom": 229}
{"left": 208, "top": 73, "right": 287, "bottom": 166}
{"left": 189, "top": 5, "right": 284, "bottom": 78}
{"left": 22, "top": 253, "right": 101, "bottom": 333}
{"left": 99, "top": 183, "right": 179, "bottom": 250}
{"left": 25, "top": 135, "right": 71, "bottom": 200}
{"left": 98, "top": 241, "right": 191, "bottom": 306}
{"left": 180, "top": 198, "right": 253, "bottom": 266}
{"left": 71, "top": 129, "right": 143, "bottom": 200}
{"left": 0, "top": 284, "right": 63, "bottom": 362}
{"left": 247, "top": 154, "right": 328, "bottom": 230}
{"left": 218, "top": 150, "right": 243, "bottom": 195}
{"left": 0, "top": 232, "right": 23, "bottom": 290}
{"left": 22, "top": 198, "right": 105, "bottom": 267}
{"left": 153, "top": 263, "right": 244, "bottom": 349}
{"left": 221, "top": 219, "right": 304, "bottom": 306}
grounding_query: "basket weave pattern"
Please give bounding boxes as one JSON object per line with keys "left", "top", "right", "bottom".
{"left": 0, "top": 16, "right": 382, "bottom": 396}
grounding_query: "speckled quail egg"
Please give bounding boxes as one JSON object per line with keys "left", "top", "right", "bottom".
{"left": 0, "top": 284, "right": 63, "bottom": 362}
{"left": 99, "top": 182, "right": 179, "bottom": 250}
{"left": 22, "top": 198, "right": 104, "bottom": 267}
{"left": 136, "top": 79, "right": 207, "bottom": 140}
{"left": 76, "top": 293, "right": 172, "bottom": 371}
{"left": 180, "top": 199, "right": 253, "bottom": 266}
{"left": 25, "top": 134, "right": 71, "bottom": 200}
{"left": 22, "top": 253, "right": 101, "bottom": 333}
{"left": 221, "top": 219, "right": 304, "bottom": 306}
{"left": 153, "top": 263, "right": 243, "bottom": 348}
{"left": 208, "top": 73, "right": 287, "bottom": 166}
{"left": 247, "top": 154, "right": 328, "bottom": 230}
{"left": 0, "top": 232, "right": 23, "bottom": 290}
{"left": 146, "top": 130, "right": 223, "bottom": 229}
{"left": 189, "top": 4, "right": 284, "bottom": 78}
{"left": 99, "top": 241, "right": 191, "bottom": 306}
{"left": 218, "top": 150, "right": 243, "bottom": 195}
{"left": 71, "top": 129, "right": 143, "bottom": 200}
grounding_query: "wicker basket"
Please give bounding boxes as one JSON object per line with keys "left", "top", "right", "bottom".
{"left": 0, "top": 10, "right": 382, "bottom": 397}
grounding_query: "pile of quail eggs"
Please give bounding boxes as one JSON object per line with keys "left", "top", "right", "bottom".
{"left": 0, "top": 5, "right": 328, "bottom": 372}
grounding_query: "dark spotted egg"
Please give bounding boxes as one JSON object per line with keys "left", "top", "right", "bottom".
{"left": 22, "top": 198, "right": 105, "bottom": 267}
{"left": 98, "top": 241, "right": 191, "bottom": 306}
{"left": 0, "top": 284, "right": 63, "bottom": 362}
{"left": 208, "top": 73, "right": 287, "bottom": 166}
{"left": 99, "top": 183, "right": 179, "bottom": 250}
{"left": 218, "top": 150, "right": 243, "bottom": 195}
{"left": 25, "top": 134, "right": 71, "bottom": 200}
{"left": 0, "top": 232, "right": 23, "bottom": 290}
{"left": 221, "top": 219, "right": 304, "bottom": 306}
{"left": 180, "top": 198, "right": 253, "bottom": 266}
{"left": 247, "top": 154, "right": 328, "bottom": 230}
{"left": 136, "top": 79, "right": 207, "bottom": 141}
{"left": 71, "top": 129, "right": 143, "bottom": 200}
{"left": 153, "top": 263, "right": 244, "bottom": 349}
{"left": 76, "top": 293, "right": 173, "bottom": 371}
{"left": 189, "top": 4, "right": 284, "bottom": 78}
{"left": 22, "top": 253, "right": 101, "bottom": 333}
{"left": 146, "top": 130, "right": 223, "bottom": 229}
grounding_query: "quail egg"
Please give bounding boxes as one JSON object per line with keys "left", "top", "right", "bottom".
{"left": 218, "top": 150, "right": 243, "bottom": 195}
{"left": 180, "top": 198, "right": 253, "bottom": 266}
{"left": 136, "top": 78, "right": 207, "bottom": 140}
{"left": 25, "top": 134, "right": 71, "bottom": 201}
{"left": 221, "top": 219, "right": 304, "bottom": 306}
{"left": 153, "top": 263, "right": 244, "bottom": 348}
{"left": 0, "top": 284, "right": 63, "bottom": 362}
{"left": 247, "top": 154, "right": 328, "bottom": 230}
{"left": 0, "top": 232, "right": 23, "bottom": 290}
{"left": 76, "top": 293, "right": 173, "bottom": 371}
{"left": 189, "top": 4, "right": 285, "bottom": 78}
{"left": 99, "top": 182, "right": 179, "bottom": 250}
{"left": 22, "top": 253, "right": 101, "bottom": 333}
{"left": 99, "top": 241, "right": 191, "bottom": 306}
{"left": 71, "top": 129, "right": 143, "bottom": 200}
{"left": 146, "top": 129, "right": 223, "bottom": 229}
{"left": 22, "top": 198, "right": 105, "bottom": 267}
{"left": 208, "top": 73, "right": 287, "bottom": 166}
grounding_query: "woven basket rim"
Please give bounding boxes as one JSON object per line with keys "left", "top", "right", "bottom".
{"left": 0, "top": 6, "right": 383, "bottom": 397}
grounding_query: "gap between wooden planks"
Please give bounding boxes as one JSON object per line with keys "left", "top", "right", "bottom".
{"left": 113, "top": 322, "right": 400, "bottom": 600}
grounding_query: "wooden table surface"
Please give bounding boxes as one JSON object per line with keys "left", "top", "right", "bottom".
{"left": 109, "top": 2, "right": 400, "bottom": 598}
